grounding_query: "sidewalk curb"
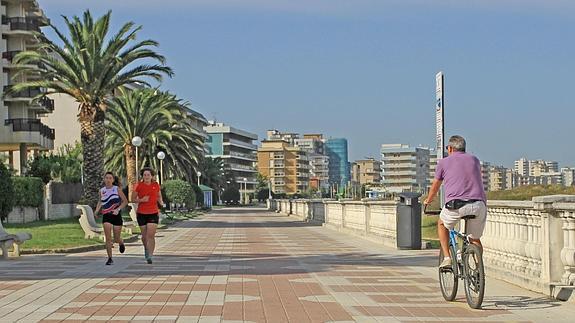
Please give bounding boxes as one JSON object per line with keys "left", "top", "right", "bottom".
{"left": 20, "top": 234, "right": 140, "bottom": 255}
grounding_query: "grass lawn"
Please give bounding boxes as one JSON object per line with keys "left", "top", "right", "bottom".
{"left": 422, "top": 215, "right": 440, "bottom": 249}
{"left": 4, "top": 218, "right": 103, "bottom": 251}
{"left": 3, "top": 210, "right": 201, "bottom": 251}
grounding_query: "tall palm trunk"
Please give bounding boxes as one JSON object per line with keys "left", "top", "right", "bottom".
{"left": 79, "top": 107, "right": 106, "bottom": 209}
{"left": 124, "top": 144, "right": 137, "bottom": 201}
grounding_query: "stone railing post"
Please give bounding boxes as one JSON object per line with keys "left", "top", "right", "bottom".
{"left": 533, "top": 195, "right": 575, "bottom": 287}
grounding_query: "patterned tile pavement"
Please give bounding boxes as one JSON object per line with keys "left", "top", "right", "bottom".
{"left": 1, "top": 207, "right": 575, "bottom": 322}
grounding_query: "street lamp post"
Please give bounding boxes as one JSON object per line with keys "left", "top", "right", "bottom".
{"left": 157, "top": 151, "right": 165, "bottom": 185}
{"left": 197, "top": 171, "right": 202, "bottom": 186}
{"left": 131, "top": 136, "right": 142, "bottom": 181}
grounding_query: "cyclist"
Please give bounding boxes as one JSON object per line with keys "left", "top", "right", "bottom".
{"left": 424, "top": 135, "right": 487, "bottom": 268}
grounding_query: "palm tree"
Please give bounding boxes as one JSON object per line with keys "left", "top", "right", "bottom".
{"left": 197, "top": 157, "right": 225, "bottom": 188}
{"left": 7, "top": 10, "right": 173, "bottom": 207}
{"left": 105, "top": 88, "right": 204, "bottom": 197}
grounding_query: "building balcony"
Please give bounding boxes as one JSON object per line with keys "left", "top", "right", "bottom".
{"left": 3, "top": 16, "right": 41, "bottom": 33}
{"left": 229, "top": 163, "right": 257, "bottom": 172}
{"left": 3, "top": 86, "right": 47, "bottom": 101}
{"left": 228, "top": 151, "right": 257, "bottom": 161}
{"left": 5, "top": 118, "right": 55, "bottom": 140}
{"left": 223, "top": 138, "right": 257, "bottom": 150}
{"left": 2, "top": 50, "right": 22, "bottom": 61}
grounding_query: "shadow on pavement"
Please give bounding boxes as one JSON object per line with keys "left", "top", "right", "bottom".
{"left": 482, "top": 295, "right": 562, "bottom": 311}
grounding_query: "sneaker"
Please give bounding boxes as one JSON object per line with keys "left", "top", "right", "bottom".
{"left": 146, "top": 257, "right": 153, "bottom": 264}
{"left": 106, "top": 258, "right": 114, "bottom": 265}
{"left": 440, "top": 257, "right": 452, "bottom": 269}
{"left": 119, "top": 243, "right": 125, "bottom": 254}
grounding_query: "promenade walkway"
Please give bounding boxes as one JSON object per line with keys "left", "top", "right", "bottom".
{"left": 1, "top": 207, "right": 574, "bottom": 322}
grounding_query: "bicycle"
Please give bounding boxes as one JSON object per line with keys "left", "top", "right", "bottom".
{"left": 424, "top": 205, "right": 485, "bottom": 309}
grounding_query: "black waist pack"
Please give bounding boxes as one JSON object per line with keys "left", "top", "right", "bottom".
{"left": 445, "top": 199, "right": 481, "bottom": 210}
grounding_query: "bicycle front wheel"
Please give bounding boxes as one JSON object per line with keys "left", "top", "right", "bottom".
{"left": 439, "top": 247, "right": 458, "bottom": 301}
{"left": 463, "top": 243, "right": 485, "bottom": 309}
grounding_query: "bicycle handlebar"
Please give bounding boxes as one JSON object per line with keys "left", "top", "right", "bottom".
{"left": 423, "top": 204, "right": 441, "bottom": 215}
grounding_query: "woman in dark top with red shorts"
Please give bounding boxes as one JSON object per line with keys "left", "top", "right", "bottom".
{"left": 131, "top": 168, "right": 165, "bottom": 264}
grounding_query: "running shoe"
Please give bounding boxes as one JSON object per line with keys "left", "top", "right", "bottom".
{"left": 106, "top": 258, "right": 114, "bottom": 265}
{"left": 119, "top": 243, "right": 125, "bottom": 254}
{"left": 146, "top": 257, "right": 153, "bottom": 264}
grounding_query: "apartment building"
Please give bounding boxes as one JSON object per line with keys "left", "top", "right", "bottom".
{"left": 351, "top": 158, "right": 381, "bottom": 186}
{"left": 488, "top": 166, "right": 515, "bottom": 191}
{"left": 428, "top": 150, "right": 439, "bottom": 190}
{"left": 294, "top": 134, "right": 329, "bottom": 191}
{"left": 381, "top": 144, "right": 430, "bottom": 193}
{"left": 257, "top": 138, "right": 310, "bottom": 195}
{"left": 0, "top": 0, "right": 53, "bottom": 174}
{"left": 561, "top": 168, "right": 575, "bottom": 186}
{"left": 205, "top": 122, "right": 258, "bottom": 192}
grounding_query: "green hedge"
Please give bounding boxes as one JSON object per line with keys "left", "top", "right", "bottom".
{"left": 13, "top": 177, "right": 44, "bottom": 208}
{"left": 0, "top": 163, "right": 15, "bottom": 221}
{"left": 163, "top": 180, "right": 196, "bottom": 209}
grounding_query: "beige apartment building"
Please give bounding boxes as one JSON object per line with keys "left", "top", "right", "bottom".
{"left": 257, "top": 139, "right": 310, "bottom": 195}
{"left": 351, "top": 158, "right": 381, "bottom": 185}
{"left": 0, "top": 0, "right": 52, "bottom": 174}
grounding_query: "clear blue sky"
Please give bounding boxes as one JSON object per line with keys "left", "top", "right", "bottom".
{"left": 43, "top": 0, "right": 575, "bottom": 168}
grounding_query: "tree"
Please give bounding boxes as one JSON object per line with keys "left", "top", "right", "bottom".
{"left": 197, "top": 157, "right": 225, "bottom": 190}
{"left": 8, "top": 10, "right": 172, "bottom": 208}
{"left": 105, "top": 88, "right": 204, "bottom": 196}
{"left": 257, "top": 188, "right": 272, "bottom": 202}
{"left": 0, "top": 163, "right": 15, "bottom": 222}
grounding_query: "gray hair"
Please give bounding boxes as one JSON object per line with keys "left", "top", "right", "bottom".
{"left": 448, "top": 135, "right": 466, "bottom": 152}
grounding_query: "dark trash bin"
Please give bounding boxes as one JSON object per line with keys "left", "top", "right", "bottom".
{"left": 397, "top": 192, "right": 422, "bottom": 250}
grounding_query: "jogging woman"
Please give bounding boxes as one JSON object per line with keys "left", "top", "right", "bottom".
{"left": 131, "top": 168, "right": 165, "bottom": 264}
{"left": 95, "top": 172, "right": 128, "bottom": 265}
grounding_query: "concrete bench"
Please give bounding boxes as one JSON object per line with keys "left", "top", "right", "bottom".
{"left": 77, "top": 205, "right": 137, "bottom": 237}
{"left": 0, "top": 220, "right": 32, "bottom": 259}
{"left": 76, "top": 205, "right": 104, "bottom": 239}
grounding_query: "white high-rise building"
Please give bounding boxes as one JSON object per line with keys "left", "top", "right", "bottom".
{"left": 562, "top": 167, "right": 575, "bottom": 187}
{"left": 381, "top": 144, "right": 430, "bottom": 193}
{"left": 205, "top": 122, "right": 258, "bottom": 192}
{"left": 514, "top": 158, "right": 529, "bottom": 176}
{"left": 1, "top": 1, "right": 52, "bottom": 174}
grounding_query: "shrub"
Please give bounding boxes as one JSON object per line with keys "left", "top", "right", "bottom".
{"left": 13, "top": 177, "right": 44, "bottom": 208}
{"left": 222, "top": 187, "right": 240, "bottom": 204}
{"left": 487, "top": 185, "right": 575, "bottom": 201}
{"left": 0, "top": 163, "right": 15, "bottom": 222}
{"left": 162, "top": 180, "right": 196, "bottom": 209}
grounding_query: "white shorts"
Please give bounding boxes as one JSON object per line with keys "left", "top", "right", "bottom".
{"left": 440, "top": 201, "right": 487, "bottom": 239}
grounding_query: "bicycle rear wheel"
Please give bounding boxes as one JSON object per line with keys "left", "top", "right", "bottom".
{"left": 463, "top": 243, "right": 485, "bottom": 309}
{"left": 438, "top": 247, "right": 458, "bottom": 301}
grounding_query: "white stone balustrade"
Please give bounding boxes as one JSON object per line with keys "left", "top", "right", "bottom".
{"left": 268, "top": 194, "right": 575, "bottom": 298}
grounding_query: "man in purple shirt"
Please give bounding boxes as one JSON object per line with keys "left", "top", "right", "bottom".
{"left": 424, "top": 135, "right": 487, "bottom": 268}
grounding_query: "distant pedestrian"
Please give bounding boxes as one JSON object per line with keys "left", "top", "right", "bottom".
{"left": 131, "top": 167, "right": 165, "bottom": 264}
{"left": 95, "top": 172, "right": 128, "bottom": 265}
